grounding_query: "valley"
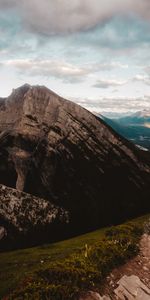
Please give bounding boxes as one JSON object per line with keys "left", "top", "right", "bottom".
{"left": 98, "top": 111, "right": 150, "bottom": 151}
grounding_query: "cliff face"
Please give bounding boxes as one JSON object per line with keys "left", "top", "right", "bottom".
{"left": 0, "top": 184, "right": 69, "bottom": 250}
{"left": 0, "top": 84, "right": 150, "bottom": 239}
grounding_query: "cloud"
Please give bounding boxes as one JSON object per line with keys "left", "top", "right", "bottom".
{"left": 144, "top": 65, "right": 150, "bottom": 75}
{"left": 133, "top": 74, "right": 150, "bottom": 85}
{"left": 1, "top": 59, "right": 88, "bottom": 83}
{"left": 73, "top": 95, "right": 150, "bottom": 113}
{"left": 93, "top": 79, "right": 127, "bottom": 89}
{"left": 78, "top": 16, "right": 150, "bottom": 51}
{"left": 0, "top": 0, "right": 150, "bottom": 35}
{"left": 0, "top": 59, "right": 128, "bottom": 83}
{"left": 96, "top": 62, "right": 128, "bottom": 70}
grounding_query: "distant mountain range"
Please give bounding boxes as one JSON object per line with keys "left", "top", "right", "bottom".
{"left": 96, "top": 110, "right": 150, "bottom": 150}
{"left": 0, "top": 85, "right": 150, "bottom": 250}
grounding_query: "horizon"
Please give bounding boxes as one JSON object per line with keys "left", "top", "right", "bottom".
{"left": 1, "top": 82, "right": 150, "bottom": 118}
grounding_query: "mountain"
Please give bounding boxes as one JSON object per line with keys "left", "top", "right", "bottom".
{"left": 98, "top": 111, "right": 150, "bottom": 150}
{"left": 0, "top": 84, "right": 150, "bottom": 249}
{"left": 117, "top": 110, "right": 150, "bottom": 125}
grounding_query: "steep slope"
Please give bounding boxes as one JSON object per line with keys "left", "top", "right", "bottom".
{"left": 0, "top": 84, "right": 150, "bottom": 237}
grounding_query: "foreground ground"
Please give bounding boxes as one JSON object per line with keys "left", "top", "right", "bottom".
{"left": 0, "top": 214, "right": 149, "bottom": 299}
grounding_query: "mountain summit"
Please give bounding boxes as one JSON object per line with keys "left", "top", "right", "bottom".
{"left": 0, "top": 85, "right": 150, "bottom": 244}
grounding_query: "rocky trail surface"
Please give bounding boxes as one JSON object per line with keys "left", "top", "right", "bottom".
{"left": 80, "top": 232, "right": 150, "bottom": 300}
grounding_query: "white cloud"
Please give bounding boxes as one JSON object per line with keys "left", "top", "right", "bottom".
{"left": 0, "top": 0, "right": 150, "bottom": 35}
{"left": 133, "top": 74, "right": 150, "bottom": 85}
{"left": 0, "top": 59, "right": 89, "bottom": 83}
{"left": 93, "top": 79, "right": 127, "bottom": 89}
{"left": 0, "top": 59, "right": 128, "bottom": 83}
{"left": 73, "top": 95, "right": 150, "bottom": 113}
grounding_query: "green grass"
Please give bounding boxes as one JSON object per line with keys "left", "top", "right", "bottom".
{"left": 0, "top": 228, "right": 107, "bottom": 298}
{"left": 0, "top": 215, "right": 150, "bottom": 299}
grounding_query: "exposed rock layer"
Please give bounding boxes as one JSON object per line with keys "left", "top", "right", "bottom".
{"left": 0, "top": 84, "right": 150, "bottom": 237}
{"left": 114, "top": 275, "right": 150, "bottom": 299}
{"left": 0, "top": 184, "right": 69, "bottom": 250}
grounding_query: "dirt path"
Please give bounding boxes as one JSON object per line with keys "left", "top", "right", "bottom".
{"left": 79, "top": 233, "right": 150, "bottom": 299}
{"left": 101, "top": 234, "right": 150, "bottom": 299}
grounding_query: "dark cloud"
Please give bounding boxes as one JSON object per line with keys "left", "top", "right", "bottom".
{"left": 0, "top": 0, "right": 150, "bottom": 35}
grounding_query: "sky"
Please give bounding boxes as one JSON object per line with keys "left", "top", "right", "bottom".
{"left": 0, "top": 0, "right": 150, "bottom": 115}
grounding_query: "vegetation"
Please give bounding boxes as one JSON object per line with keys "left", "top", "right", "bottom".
{"left": 0, "top": 214, "right": 149, "bottom": 299}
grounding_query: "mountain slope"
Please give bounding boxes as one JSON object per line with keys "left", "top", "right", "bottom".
{"left": 0, "top": 84, "right": 150, "bottom": 239}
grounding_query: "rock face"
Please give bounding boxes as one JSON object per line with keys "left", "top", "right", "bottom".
{"left": 0, "top": 84, "right": 150, "bottom": 237}
{"left": 80, "top": 276, "right": 150, "bottom": 300}
{"left": 114, "top": 275, "right": 150, "bottom": 299}
{"left": 0, "top": 184, "right": 69, "bottom": 250}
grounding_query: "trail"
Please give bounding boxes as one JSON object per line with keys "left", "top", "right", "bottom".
{"left": 80, "top": 233, "right": 150, "bottom": 299}
{"left": 102, "top": 234, "right": 150, "bottom": 299}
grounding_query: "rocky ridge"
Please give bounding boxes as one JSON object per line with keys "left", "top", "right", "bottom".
{"left": 0, "top": 184, "right": 69, "bottom": 250}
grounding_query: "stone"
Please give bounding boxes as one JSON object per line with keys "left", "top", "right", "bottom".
{"left": 114, "top": 275, "right": 150, "bottom": 300}
{"left": 79, "top": 291, "right": 111, "bottom": 300}
{"left": 143, "top": 266, "right": 149, "bottom": 271}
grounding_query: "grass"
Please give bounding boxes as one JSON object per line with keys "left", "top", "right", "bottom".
{"left": 0, "top": 228, "right": 107, "bottom": 298}
{"left": 0, "top": 214, "right": 149, "bottom": 299}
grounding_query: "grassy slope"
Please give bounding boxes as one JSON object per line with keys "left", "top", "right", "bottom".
{"left": 0, "top": 214, "right": 149, "bottom": 299}
{"left": 0, "top": 228, "right": 107, "bottom": 298}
